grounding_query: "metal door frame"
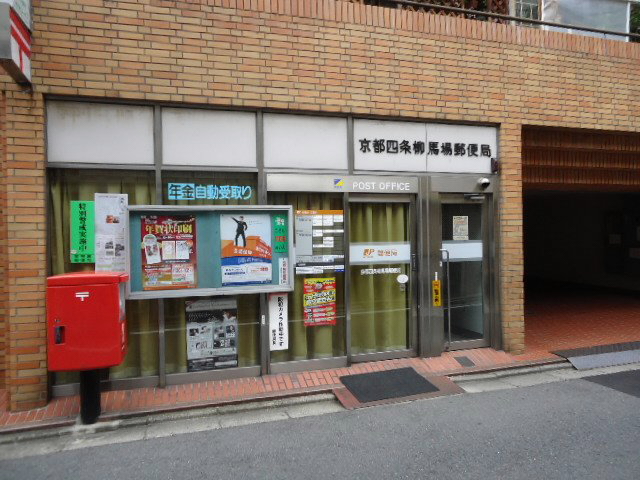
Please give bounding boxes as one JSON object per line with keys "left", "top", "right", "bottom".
{"left": 347, "top": 193, "right": 419, "bottom": 363}
{"left": 264, "top": 173, "right": 421, "bottom": 375}
{"left": 425, "top": 174, "right": 500, "bottom": 355}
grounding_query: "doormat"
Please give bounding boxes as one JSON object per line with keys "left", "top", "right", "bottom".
{"left": 334, "top": 367, "right": 464, "bottom": 409}
{"left": 584, "top": 369, "right": 640, "bottom": 398}
{"left": 553, "top": 342, "right": 640, "bottom": 370}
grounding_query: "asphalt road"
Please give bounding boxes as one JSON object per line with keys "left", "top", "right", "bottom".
{"left": 1, "top": 369, "right": 639, "bottom": 480}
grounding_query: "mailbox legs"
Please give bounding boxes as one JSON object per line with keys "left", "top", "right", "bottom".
{"left": 79, "top": 369, "right": 101, "bottom": 424}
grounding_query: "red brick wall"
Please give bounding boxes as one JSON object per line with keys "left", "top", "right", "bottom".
{"left": 1, "top": 0, "right": 638, "bottom": 409}
{"left": 0, "top": 81, "right": 47, "bottom": 411}
{"left": 0, "top": 86, "right": 6, "bottom": 391}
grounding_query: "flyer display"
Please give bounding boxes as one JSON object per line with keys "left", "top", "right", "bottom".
{"left": 186, "top": 297, "right": 238, "bottom": 372}
{"left": 95, "top": 193, "right": 128, "bottom": 272}
{"left": 220, "top": 214, "right": 273, "bottom": 286}
{"left": 294, "top": 210, "right": 344, "bottom": 275}
{"left": 303, "top": 277, "right": 337, "bottom": 326}
{"left": 127, "top": 206, "right": 294, "bottom": 299}
{"left": 141, "top": 215, "right": 197, "bottom": 290}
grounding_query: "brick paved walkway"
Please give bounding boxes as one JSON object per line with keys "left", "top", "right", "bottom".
{"left": 523, "top": 287, "right": 640, "bottom": 359}
{"left": 0, "top": 348, "right": 547, "bottom": 432}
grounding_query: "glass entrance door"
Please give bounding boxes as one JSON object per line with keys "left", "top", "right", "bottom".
{"left": 349, "top": 197, "right": 416, "bottom": 359}
{"left": 439, "top": 194, "right": 491, "bottom": 350}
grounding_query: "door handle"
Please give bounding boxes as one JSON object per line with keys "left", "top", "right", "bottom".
{"left": 440, "top": 249, "right": 452, "bottom": 350}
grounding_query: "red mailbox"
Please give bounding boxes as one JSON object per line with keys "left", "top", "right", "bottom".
{"left": 47, "top": 271, "right": 129, "bottom": 371}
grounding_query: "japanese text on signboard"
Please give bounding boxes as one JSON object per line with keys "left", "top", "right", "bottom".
{"left": 359, "top": 139, "right": 425, "bottom": 155}
{"left": 167, "top": 183, "right": 253, "bottom": 201}
{"left": 70, "top": 201, "right": 95, "bottom": 263}
{"left": 273, "top": 214, "right": 288, "bottom": 254}
{"left": 427, "top": 142, "right": 492, "bottom": 157}
{"left": 358, "top": 139, "right": 492, "bottom": 158}
{"left": 269, "top": 293, "right": 288, "bottom": 351}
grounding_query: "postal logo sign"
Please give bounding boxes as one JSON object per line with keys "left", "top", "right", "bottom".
{"left": 75, "top": 291, "right": 90, "bottom": 302}
{"left": 363, "top": 248, "right": 399, "bottom": 258}
{"left": 351, "top": 180, "right": 411, "bottom": 192}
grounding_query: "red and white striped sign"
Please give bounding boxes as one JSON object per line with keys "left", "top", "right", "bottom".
{"left": 0, "top": 2, "right": 31, "bottom": 85}
{"left": 9, "top": 7, "right": 30, "bottom": 81}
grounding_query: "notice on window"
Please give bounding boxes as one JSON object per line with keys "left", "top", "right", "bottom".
{"left": 453, "top": 216, "right": 469, "bottom": 241}
{"left": 220, "top": 214, "right": 273, "bottom": 286}
{"left": 273, "top": 213, "right": 288, "bottom": 254}
{"left": 141, "top": 215, "right": 197, "bottom": 290}
{"left": 268, "top": 293, "right": 289, "bottom": 351}
{"left": 95, "top": 193, "right": 128, "bottom": 272}
{"left": 186, "top": 297, "right": 238, "bottom": 372}
{"left": 295, "top": 214, "right": 313, "bottom": 256}
{"left": 295, "top": 210, "right": 344, "bottom": 274}
{"left": 70, "top": 201, "right": 95, "bottom": 264}
{"left": 303, "top": 277, "right": 337, "bottom": 326}
{"left": 279, "top": 257, "right": 289, "bottom": 286}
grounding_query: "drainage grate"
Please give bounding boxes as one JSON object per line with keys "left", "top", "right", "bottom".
{"left": 454, "top": 356, "right": 476, "bottom": 368}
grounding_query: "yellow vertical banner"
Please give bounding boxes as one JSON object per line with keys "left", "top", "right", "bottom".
{"left": 432, "top": 280, "right": 442, "bottom": 307}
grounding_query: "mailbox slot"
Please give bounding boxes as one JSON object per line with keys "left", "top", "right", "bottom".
{"left": 54, "top": 325, "right": 65, "bottom": 344}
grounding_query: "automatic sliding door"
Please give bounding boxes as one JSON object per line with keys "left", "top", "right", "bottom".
{"left": 440, "top": 196, "right": 491, "bottom": 350}
{"left": 349, "top": 199, "right": 415, "bottom": 357}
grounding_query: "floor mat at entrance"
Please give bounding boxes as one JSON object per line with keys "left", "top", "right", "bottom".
{"left": 566, "top": 350, "right": 640, "bottom": 370}
{"left": 584, "top": 369, "right": 640, "bottom": 398}
{"left": 334, "top": 368, "right": 464, "bottom": 409}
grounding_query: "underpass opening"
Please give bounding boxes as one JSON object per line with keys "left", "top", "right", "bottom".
{"left": 522, "top": 126, "right": 640, "bottom": 358}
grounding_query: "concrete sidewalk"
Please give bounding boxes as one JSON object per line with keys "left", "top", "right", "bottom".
{"left": 0, "top": 348, "right": 560, "bottom": 435}
{"left": 3, "top": 361, "right": 640, "bottom": 462}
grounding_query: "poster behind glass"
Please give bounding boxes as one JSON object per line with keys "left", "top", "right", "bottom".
{"left": 220, "top": 214, "right": 273, "bottom": 286}
{"left": 141, "top": 215, "right": 197, "bottom": 290}
{"left": 95, "top": 193, "right": 128, "bottom": 272}
{"left": 303, "top": 277, "right": 337, "bottom": 326}
{"left": 186, "top": 297, "right": 238, "bottom": 372}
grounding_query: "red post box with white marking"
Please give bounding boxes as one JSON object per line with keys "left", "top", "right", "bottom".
{"left": 47, "top": 271, "right": 129, "bottom": 424}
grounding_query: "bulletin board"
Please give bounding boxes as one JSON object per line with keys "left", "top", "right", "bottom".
{"left": 127, "top": 205, "right": 294, "bottom": 299}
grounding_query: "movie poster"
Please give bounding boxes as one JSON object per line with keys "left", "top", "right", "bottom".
{"left": 220, "top": 214, "right": 273, "bottom": 286}
{"left": 186, "top": 297, "right": 239, "bottom": 372}
{"left": 303, "top": 277, "right": 337, "bottom": 326}
{"left": 141, "top": 215, "right": 197, "bottom": 290}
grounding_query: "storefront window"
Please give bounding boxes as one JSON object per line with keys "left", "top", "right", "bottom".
{"left": 48, "top": 168, "right": 159, "bottom": 383}
{"left": 268, "top": 193, "right": 346, "bottom": 362}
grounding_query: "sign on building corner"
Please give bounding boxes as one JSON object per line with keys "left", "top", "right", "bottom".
{"left": 0, "top": 1, "right": 32, "bottom": 86}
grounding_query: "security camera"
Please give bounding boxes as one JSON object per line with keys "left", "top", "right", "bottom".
{"left": 477, "top": 177, "right": 491, "bottom": 190}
